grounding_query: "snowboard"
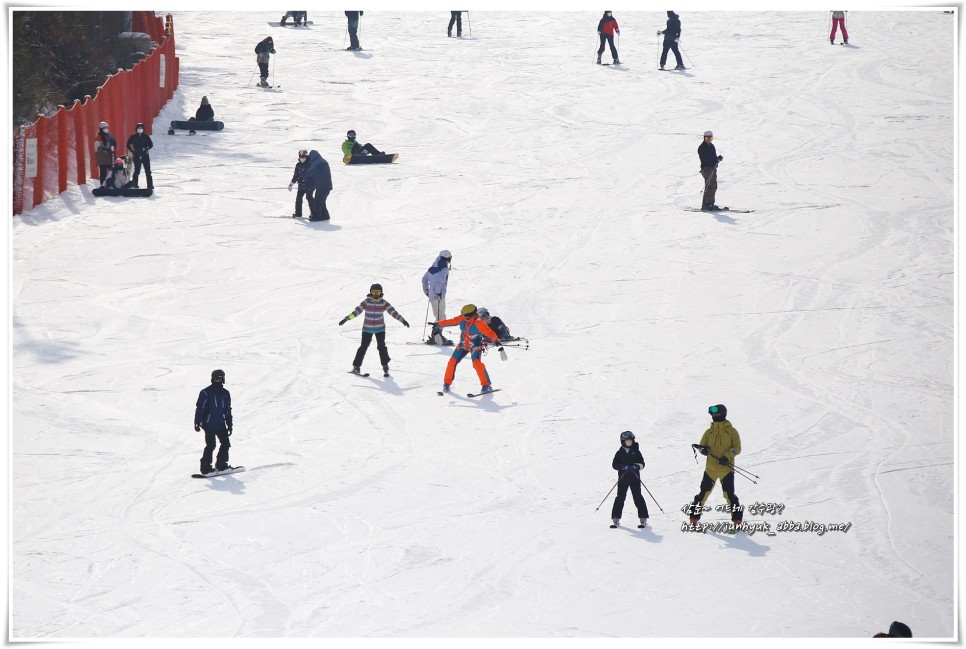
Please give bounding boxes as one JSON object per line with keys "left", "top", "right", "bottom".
{"left": 268, "top": 20, "right": 314, "bottom": 27}
{"left": 169, "top": 120, "right": 224, "bottom": 131}
{"left": 192, "top": 466, "right": 246, "bottom": 478}
{"left": 343, "top": 153, "right": 398, "bottom": 165}
{"left": 92, "top": 187, "right": 153, "bottom": 197}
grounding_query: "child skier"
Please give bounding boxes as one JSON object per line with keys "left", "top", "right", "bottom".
{"left": 434, "top": 304, "right": 502, "bottom": 393}
{"left": 339, "top": 283, "right": 410, "bottom": 376}
{"left": 287, "top": 149, "right": 313, "bottom": 218}
{"left": 611, "top": 430, "right": 649, "bottom": 528}
{"left": 596, "top": 11, "right": 620, "bottom": 65}
{"left": 688, "top": 404, "right": 744, "bottom": 526}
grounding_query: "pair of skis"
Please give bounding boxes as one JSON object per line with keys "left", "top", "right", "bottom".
{"left": 438, "top": 389, "right": 502, "bottom": 398}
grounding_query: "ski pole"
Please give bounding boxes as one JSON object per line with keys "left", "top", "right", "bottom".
{"left": 640, "top": 479, "right": 664, "bottom": 513}
{"left": 595, "top": 480, "right": 620, "bottom": 511}
{"left": 467, "top": 11, "right": 471, "bottom": 36}
{"left": 421, "top": 298, "right": 431, "bottom": 341}
{"left": 249, "top": 64, "right": 258, "bottom": 86}
{"left": 657, "top": 34, "right": 661, "bottom": 68}
{"left": 344, "top": 28, "right": 347, "bottom": 49}
{"left": 271, "top": 52, "right": 276, "bottom": 87}
{"left": 680, "top": 43, "right": 694, "bottom": 68}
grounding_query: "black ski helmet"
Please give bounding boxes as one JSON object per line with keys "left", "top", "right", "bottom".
{"left": 211, "top": 369, "right": 226, "bottom": 384}
{"left": 347, "top": 130, "right": 356, "bottom": 140}
{"left": 709, "top": 404, "right": 727, "bottom": 421}
{"left": 369, "top": 283, "right": 383, "bottom": 295}
{"left": 620, "top": 430, "right": 635, "bottom": 442}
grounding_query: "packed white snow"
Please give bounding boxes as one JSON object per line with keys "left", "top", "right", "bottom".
{"left": 10, "top": 10, "right": 955, "bottom": 639}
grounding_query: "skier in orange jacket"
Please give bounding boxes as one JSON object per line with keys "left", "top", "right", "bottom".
{"left": 434, "top": 304, "right": 502, "bottom": 393}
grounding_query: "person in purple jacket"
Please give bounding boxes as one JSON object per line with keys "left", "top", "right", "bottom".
{"left": 422, "top": 250, "right": 453, "bottom": 345}
{"left": 339, "top": 283, "right": 410, "bottom": 376}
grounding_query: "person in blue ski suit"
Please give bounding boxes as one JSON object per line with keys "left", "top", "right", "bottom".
{"left": 194, "top": 369, "right": 233, "bottom": 475}
{"left": 302, "top": 149, "right": 332, "bottom": 221}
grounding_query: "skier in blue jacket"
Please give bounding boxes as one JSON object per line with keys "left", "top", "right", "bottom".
{"left": 194, "top": 369, "right": 233, "bottom": 476}
{"left": 303, "top": 150, "right": 332, "bottom": 221}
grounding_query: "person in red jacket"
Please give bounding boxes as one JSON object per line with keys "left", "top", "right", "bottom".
{"left": 596, "top": 11, "right": 620, "bottom": 65}
{"left": 434, "top": 304, "right": 502, "bottom": 393}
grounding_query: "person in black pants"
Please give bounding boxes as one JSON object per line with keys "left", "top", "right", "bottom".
{"left": 302, "top": 150, "right": 332, "bottom": 221}
{"left": 126, "top": 122, "right": 154, "bottom": 190}
{"left": 698, "top": 130, "right": 723, "bottom": 210}
{"left": 345, "top": 11, "right": 363, "bottom": 50}
{"left": 596, "top": 11, "right": 620, "bottom": 65}
{"left": 611, "top": 431, "right": 649, "bottom": 528}
{"left": 448, "top": 11, "right": 463, "bottom": 37}
{"left": 288, "top": 149, "right": 314, "bottom": 218}
{"left": 194, "top": 369, "right": 233, "bottom": 476}
{"left": 658, "top": 10, "right": 685, "bottom": 70}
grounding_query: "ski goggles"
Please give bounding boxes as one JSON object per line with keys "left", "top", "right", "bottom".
{"left": 708, "top": 405, "right": 722, "bottom": 415}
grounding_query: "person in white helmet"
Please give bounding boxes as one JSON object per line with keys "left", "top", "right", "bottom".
{"left": 697, "top": 130, "right": 723, "bottom": 210}
{"left": 287, "top": 149, "right": 314, "bottom": 218}
{"left": 422, "top": 250, "right": 453, "bottom": 345}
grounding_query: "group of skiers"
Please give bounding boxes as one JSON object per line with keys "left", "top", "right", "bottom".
{"left": 596, "top": 11, "right": 685, "bottom": 69}
{"left": 93, "top": 120, "right": 154, "bottom": 190}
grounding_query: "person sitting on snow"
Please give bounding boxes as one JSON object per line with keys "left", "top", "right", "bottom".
{"left": 478, "top": 307, "right": 513, "bottom": 341}
{"left": 342, "top": 129, "right": 385, "bottom": 158}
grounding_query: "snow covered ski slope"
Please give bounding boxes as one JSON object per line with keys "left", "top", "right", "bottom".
{"left": 11, "top": 10, "right": 955, "bottom": 640}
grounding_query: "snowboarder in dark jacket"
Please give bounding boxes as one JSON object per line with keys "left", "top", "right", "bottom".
{"left": 345, "top": 11, "right": 363, "bottom": 50}
{"left": 194, "top": 369, "right": 233, "bottom": 476}
{"left": 303, "top": 150, "right": 332, "bottom": 221}
{"left": 611, "top": 431, "right": 649, "bottom": 528}
{"left": 255, "top": 37, "right": 275, "bottom": 87}
{"left": 658, "top": 11, "right": 685, "bottom": 70}
{"left": 288, "top": 149, "right": 314, "bottom": 218}
{"left": 596, "top": 11, "right": 620, "bottom": 65}
{"left": 191, "top": 96, "right": 214, "bottom": 122}
{"left": 698, "top": 130, "right": 723, "bottom": 210}
{"left": 126, "top": 122, "right": 153, "bottom": 190}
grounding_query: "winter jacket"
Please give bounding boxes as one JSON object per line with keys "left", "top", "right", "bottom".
{"left": 126, "top": 132, "right": 153, "bottom": 158}
{"left": 832, "top": 11, "right": 846, "bottom": 19}
{"left": 255, "top": 38, "right": 275, "bottom": 64}
{"left": 612, "top": 442, "right": 646, "bottom": 483}
{"left": 421, "top": 255, "right": 450, "bottom": 299}
{"left": 487, "top": 316, "right": 511, "bottom": 340}
{"left": 346, "top": 296, "right": 406, "bottom": 334}
{"left": 663, "top": 12, "right": 682, "bottom": 41}
{"left": 342, "top": 139, "right": 371, "bottom": 157}
{"left": 290, "top": 159, "right": 309, "bottom": 187}
{"left": 598, "top": 14, "right": 619, "bottom": 35}
{"left": 303, "top": 150, "right": 333, "bottom": 192}
{"left": 94, "top": 133, "right": 117, "bottom": 165}
{"left": 194, "top": 384, "right": 233, "bottom": 431}
{"left": 698, "top": 140, "right": 719, "bottom": 168}
{"left": 105, "top": 164, "right": 130, "bottom": 189}
{"left": 698, "top": 420, "right": 741, "bottom": 480}
{"left": 195, "top": 103, "right": 214, "bottom": 121}
{"left": 437, "top": 314, "right": 499, "bottom": 350}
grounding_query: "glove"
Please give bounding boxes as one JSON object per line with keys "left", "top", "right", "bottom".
{"left": 717, "top": 155, "right": 724, "bottom": 162}
{"left": 194, "top": 424, "right": 201, "bottom": 432}
{"left": 718, "top": 456, "right": 730, "bottom": 466}
{"left": 227, "top": 426, "right": 233, "bottom": 436}
{"left": 675, "top": 38, "right": 680, "bottom": 43}
{"left": 338, "top": 317, "right": 348, "bottom": 326}
{"left": 402, "top": 319, "right": 410, "bottom": 328}
{"left": 699, "top": 447, "right": 709, "bottom": 456}
{"left": 634, "top": 463, "right": 644, "bottom": 470}
{"left": 288, "top": 183, "right": 293, "bottom": 192}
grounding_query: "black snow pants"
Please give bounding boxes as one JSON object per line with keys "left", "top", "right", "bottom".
{"left": 353, "top": 331, "right": 390, "bottom": 368}
{"left": 661, "top": 39, "right": 684, "bottom": 68}
{"left": 611, "top": 472, "right": 649, "bottom": 520}
{"left": 201, "top": 428, "right": 230, "bottom": 472}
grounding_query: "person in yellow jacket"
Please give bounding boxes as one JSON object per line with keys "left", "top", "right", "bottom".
{"left": 688, "top": 404, "right": 743, "bottom": 525}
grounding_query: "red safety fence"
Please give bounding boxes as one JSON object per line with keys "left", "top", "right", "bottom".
{"left": 13, "top": 12, "right": 179, "bottom": 215}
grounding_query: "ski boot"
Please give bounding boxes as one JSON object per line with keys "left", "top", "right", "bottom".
{"left": 383, "top": 365, "right": 390, "bottom": 377}
{"left": 613, "top": 59, "right": 621, "bottom": 65}
{"left": 480, "top": 385, "right": 494, "bottom": 394}
{"left": 350, "top": 366, "right": 361, "bottom": 375}
{"left": 167, "top": 127, "right": 175, "bottom": 135}
{"left": 442, "top": 383, "right": 451, "bottom": 393}
{"left": 675, "top": 64, "right": 686, "bottom": 70}
{"left": 596, "top": 53, "right": 602, "bottom": 65}
{"left": 610, "top": 518, "right": 620, "bottom": 528}
{"left": 843, "top": 39, "right": 848, "bottom": 45}
{"left": 639, "top": 517, "right": 648, "bottom": 529}
{"left": 188, "top": 129, "right": 196, "bottom": 135}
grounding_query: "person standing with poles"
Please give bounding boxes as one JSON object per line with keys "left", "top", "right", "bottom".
{"left": 658, "top": 10, "right": 685, "bottom": 70}
{"left": 448, "top": 11, "right": 463, "bottom": 37}
{"left": 255, "top": 36, "right": 275, "bottom": 87}
{"left": 596, "top": 11, "right": 620, "bottom": 65}
{"left": 422, "top": 250, "right": 453, "bottom": 345}
{"left": 698, "top": 130, "right": 723, "bottom": 211}
{"left": 345, "top": 11, "right": 364, "bottom": 50}
{"left": 339, "top": 283, "right": 410, "bottom": 377}
{"left": 830, "top": 10, "right": 849, "bottom": 44}
{"left": 687, "top": 404, "right": 744, "bottom": 526}
{"left": 610, "top": 431, "right": 649, "bottom": 529}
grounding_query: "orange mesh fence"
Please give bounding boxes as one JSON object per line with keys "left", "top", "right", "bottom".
{"left": 13, "top": 11, "right": 179, "bottom": 215}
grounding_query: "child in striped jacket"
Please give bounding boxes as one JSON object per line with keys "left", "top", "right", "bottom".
{"left": 339, "top": 283, "right": 410, "bottom": 376}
